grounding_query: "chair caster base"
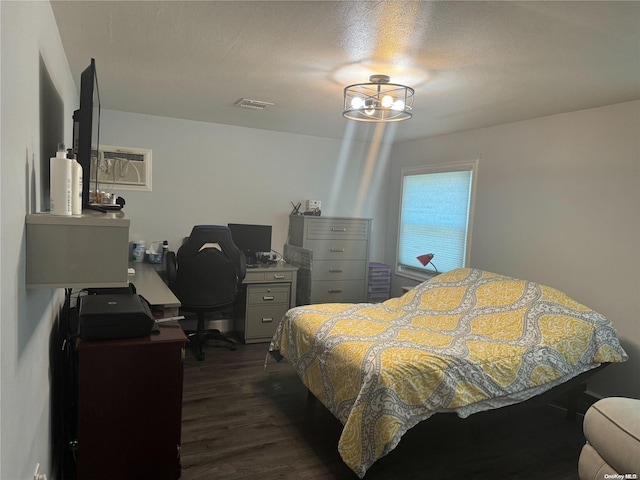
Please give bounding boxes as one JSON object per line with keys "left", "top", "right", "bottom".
{"left": 187, "top": 329, "right": 237, "bottom": 360}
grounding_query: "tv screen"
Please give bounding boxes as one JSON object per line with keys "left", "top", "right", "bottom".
{"left": 228, "top": 223, "right": 272, "bottom": 263}
{"left": 73, "top": 58, "right": 100, "bottom": 207}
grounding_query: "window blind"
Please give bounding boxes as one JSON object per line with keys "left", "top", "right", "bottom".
{"left": 398, "top": 167, "right": 474, "bottom": 276}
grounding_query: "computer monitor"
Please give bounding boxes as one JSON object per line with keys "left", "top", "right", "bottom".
{"left": 228, "top": 223, "right": 272, "bottom": 265}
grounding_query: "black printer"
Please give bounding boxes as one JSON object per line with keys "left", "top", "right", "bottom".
{"left": 78, "top": 294, "right": 155, "bottom": 341}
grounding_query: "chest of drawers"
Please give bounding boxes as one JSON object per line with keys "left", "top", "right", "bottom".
{"left": 76, "top": 326, "right": 187, "bottom": 479}
{"left": 285, "top": 215, "right": 371, "bottom": 304}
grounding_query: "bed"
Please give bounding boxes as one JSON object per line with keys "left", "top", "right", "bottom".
{"left": 268, "top": 268, "right": 628, "bottom": 478}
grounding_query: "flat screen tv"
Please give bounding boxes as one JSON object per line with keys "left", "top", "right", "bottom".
{"left": 73, "top": 58, "right": 100, "bottom": 208}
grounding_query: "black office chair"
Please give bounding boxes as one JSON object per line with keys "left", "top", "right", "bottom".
{"left": 165, "top": 225, "right": 246, "bottom": 361}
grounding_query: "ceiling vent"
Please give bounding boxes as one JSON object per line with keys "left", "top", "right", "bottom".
{"left": 235, "top": 98, "right": 274, "bottom": 110}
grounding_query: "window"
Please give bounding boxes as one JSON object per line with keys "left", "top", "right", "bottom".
{"left": 396, "top": 160, "right": 478, "bottom": 280}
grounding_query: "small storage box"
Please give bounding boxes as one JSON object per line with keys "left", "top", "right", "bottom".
{"left": 369, "top": 262, "right": 391, "bottom": 276}
{"left": 368, "top": 284, "right": 391, "bottom": 294}
{"left": 368, "top": 262, "right": 391, "bottom": 302}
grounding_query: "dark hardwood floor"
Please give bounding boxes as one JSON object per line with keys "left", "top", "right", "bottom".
{"left": 180, "top": 342, "right": 586, "bottom": 480}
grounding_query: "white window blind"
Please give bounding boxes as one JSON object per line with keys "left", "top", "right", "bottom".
{"left": 397, "top": 161, "right": 477, "bottom": 279}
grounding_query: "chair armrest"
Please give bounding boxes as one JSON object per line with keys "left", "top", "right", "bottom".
{"left": 164, "top": 250, "right": 177, "bottom": 287}
{"left": 238, "top": 251, "right": 247, "bottom": 282}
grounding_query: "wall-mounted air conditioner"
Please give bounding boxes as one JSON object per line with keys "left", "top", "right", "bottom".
{"left": 91, "top": 145, "right": 152, "bottom": 191}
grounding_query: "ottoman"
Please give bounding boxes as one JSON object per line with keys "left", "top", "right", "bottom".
{"left": 578, "top": 397, "right": 640, "bottom": 480}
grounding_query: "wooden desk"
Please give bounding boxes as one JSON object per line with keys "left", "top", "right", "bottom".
{"left": 236, "top": 263, "right": 298, "bottom": 343}
{"left": 76, "top": 325, "right": 187, "bottom": 480}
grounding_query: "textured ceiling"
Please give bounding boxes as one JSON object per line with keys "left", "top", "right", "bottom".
{"left": 51, "top": 1, "right": 640, "bottom": 143}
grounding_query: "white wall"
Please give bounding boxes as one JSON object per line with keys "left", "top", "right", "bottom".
{"left": 385, "top": 101, "right": 640, "bottom": 399}
{"left": 98, "top": 111, "right": 393, "bottom": 261}
{"left": 1, "top": 2, "right": 77, "bottom": 479}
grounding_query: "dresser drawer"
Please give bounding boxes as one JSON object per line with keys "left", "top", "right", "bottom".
{"left": 305, "top": 239, "right": 368, "bottom": 260}
{"left": 306, "top": 218, "right": 369, "bottom": 240}
{"left": 245, "top": 304, "right": 289, "bottom": 339}
{"left": 311, "top": 260, "right": 366, "bottom": 281}
{"left": 288, "top": 215, "right": 371, "bottom": 246}
{"left": 247, "top": 284, "right": 290, "bottom": 305}
{"left": 310, "top": 280, "right": 365, "bottom": 304}
{"left": 244, "top": 269, "right": 295, "bottom": 283}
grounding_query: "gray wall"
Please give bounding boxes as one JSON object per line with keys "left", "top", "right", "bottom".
{"left": 1, "top": 2, "right": 78, "bottom": 479}
{"left": 98, "top": 110, "right": 392, "bottom": 263}
{"left": 385, "top": 101, "right": 640, "bottom": 399}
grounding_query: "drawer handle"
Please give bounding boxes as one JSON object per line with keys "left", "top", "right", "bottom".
{"left": 273, "top": 274, "right": 285, "bottom": 279}
{"left": 328, "top": 289, "right": 343, "bottom": 294}
{"left": 328, "top": 269, "right": 343, "bottom": 273}
{"left": 263, "top": 296, "right": 275, "bottom": 301}
{"left": 332, "top": 227, "right": 347, "bottom": 232}
{"left": 261, "top": 317, "right": 274, "bottom": 323}
{"left": 330, "top": 248, "right": 345, "bottom": 253}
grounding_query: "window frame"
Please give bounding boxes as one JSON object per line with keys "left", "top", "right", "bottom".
{"left": 395, "top": 159, "right": 479, "bottom": 282}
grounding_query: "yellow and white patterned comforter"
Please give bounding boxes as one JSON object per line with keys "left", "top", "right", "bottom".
{"left": 269, "top": 268, "right": 628, "bottom": 477}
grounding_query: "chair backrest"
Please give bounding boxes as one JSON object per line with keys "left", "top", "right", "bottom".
{"left": 170, "top": 225, "right": 246, "bottom": 309}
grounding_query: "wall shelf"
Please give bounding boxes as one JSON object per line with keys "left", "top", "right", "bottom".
{"left": 25, "top": 211, "right": 130, "bottom": 289}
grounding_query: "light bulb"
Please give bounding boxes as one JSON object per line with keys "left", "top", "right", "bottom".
{"left": 351, "top": 97, "right": 365, "bottom": 109}
{"left": 381, "top": 95, "right": 394, "bottom": 108}
{"left": 392, "top": 99, "right": 405, "bottom": 111}
{"left": 364, "top": 98, "right": 376, "bottom": 116}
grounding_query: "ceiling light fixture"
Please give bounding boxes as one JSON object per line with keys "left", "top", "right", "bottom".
{"left": 343, "top": 75, "right": 414, "bottom": 122}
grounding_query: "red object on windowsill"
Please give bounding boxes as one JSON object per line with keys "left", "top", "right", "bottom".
{"left": 416, "top": 253, "right": 439, "bottom": 273}
{"left": 416, "top": 253, "right": 434, "bottom": 266}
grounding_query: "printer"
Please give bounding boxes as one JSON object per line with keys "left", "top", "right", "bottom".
{"left": 78, "top": 293, "right": 155, "bottom": 341}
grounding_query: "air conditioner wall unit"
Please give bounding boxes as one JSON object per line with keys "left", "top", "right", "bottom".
{"left": 91, "top": 144, "right": 152, "bottom": 191}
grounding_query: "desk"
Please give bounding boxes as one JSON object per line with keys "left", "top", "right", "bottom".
{"left": 236, "top": 263, "right": 298, "bottom": 343}
{"left": 131, "top": 260, "right": 297, "bottom": 343}
{"left": 128, "top": 261, "right": 181, "bottom": 315}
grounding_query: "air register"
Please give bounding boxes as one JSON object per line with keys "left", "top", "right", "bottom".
{"left": 78, "top": 294, "right": 155, "bottom": 341}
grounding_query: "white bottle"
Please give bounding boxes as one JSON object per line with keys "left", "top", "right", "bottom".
{"left": 50, "top": 143, "right": 72, "bottom": 216}
{"left": 67, "top": 149, "right": 83, "bottom": 215}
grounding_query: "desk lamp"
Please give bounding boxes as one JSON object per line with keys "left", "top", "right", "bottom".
{"left": 416, "top": 253, "right": 438, "bottom": 273}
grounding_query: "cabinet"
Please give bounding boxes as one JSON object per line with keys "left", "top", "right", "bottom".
{"left": 236, "top": 264, "right": 298, "bottom": 343}
{"left": 76, "top": 325, "right": 187, "bottom": 480}
{"left": 285, "top": 215, "right": 371, "bottom": 304}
